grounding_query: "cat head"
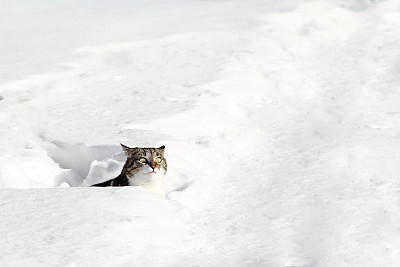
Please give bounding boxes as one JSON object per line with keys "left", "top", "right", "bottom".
{"left": 120, "top": 144, "right": 167, "bottom": 178}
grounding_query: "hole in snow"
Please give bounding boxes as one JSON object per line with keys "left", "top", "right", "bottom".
{"left": 44, "top": 140, "right": 125, "bottom": 187}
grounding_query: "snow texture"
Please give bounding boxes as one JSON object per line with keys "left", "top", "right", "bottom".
{"left": 1, "top": 0, "right": 400, "bottom": 266}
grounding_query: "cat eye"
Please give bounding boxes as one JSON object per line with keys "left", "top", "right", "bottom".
{"left": 155, "top": 157, "right": 162, "bottom": 163}
{"left": 138, "top": 157, "right": 147, "bottom": 164}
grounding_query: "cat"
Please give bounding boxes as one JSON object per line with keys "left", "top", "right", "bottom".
{"left": 91, "top": 144, "right": 167, "bottom": 196}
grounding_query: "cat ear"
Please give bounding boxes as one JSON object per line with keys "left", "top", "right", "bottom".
{"left": 120, "top": 143, "right": 132, "bottom": 152}
{"left": 158, "top": 145, "right": 165, "bottom": 155}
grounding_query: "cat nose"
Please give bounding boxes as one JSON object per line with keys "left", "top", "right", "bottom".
{"left": 150, "top": 161, "right": 156, "bottom": 169}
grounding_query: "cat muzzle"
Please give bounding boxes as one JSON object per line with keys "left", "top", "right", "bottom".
{"left": 147, "top": 166, "right": 157, "bottom": 174}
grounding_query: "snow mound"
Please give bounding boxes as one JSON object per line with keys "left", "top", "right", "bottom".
{"left": 83, "top": 159, "right": 124, "bottom": 186}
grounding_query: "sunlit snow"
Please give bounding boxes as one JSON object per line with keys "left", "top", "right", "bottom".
{"left": 1, "top": 0, "right": 400, "bottom": 266}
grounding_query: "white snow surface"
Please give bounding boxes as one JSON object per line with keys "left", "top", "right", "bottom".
{"left": 1, "top": 0, "right": 400, "bottom": 266}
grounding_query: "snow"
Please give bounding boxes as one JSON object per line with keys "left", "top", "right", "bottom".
{"left": 1, "top": 0, "right": 400, "bottom": 266}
